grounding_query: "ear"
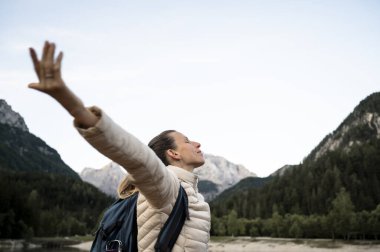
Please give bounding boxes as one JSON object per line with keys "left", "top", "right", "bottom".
{"left": 166, "top": 149, "right": 180, "bottom": 161}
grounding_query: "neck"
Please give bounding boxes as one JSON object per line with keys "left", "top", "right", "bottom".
{"left": 170, "top": 161, "right": 194, "bottom": 173}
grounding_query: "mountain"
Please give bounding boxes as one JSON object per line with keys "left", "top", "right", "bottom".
{"left": 194, "top": 154, "right": 256, "bottom": 201}
{"left": 0, "top": 99, "right": 79, "bottom": 178}
{"left": 270, "top": 164, "right": 295, "bottom": 177}
{"left": 80, "top": 162, "right": 126, "bottom": 198}
{"left": 80, "top": 154, "right": 255, "bottom": 201}
{"left": 269, "top": 91, "right": 380, "bottom": 176}
{"left": 306, "top": 92, "right": 380, "bottom": 163}
{"left": 210, "top": 92, "right": 380, "bottom": 219}
{"left": 0, "top": 99, "right": 113, "bottom": 239}
{"left": 0, "top": 100, "right": 28, "bottom": 132}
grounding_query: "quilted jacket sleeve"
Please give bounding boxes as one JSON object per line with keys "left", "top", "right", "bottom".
{"left": 75, "top": 106, "right": 178, "bottom": 208}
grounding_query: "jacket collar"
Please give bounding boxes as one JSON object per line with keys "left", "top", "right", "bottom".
{"left": 168, "top": 165, "right": 198, "bottom": 190}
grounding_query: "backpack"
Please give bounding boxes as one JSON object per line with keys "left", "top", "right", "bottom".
{"left": 90, "top": 185, "right": 189, "bottom": 252}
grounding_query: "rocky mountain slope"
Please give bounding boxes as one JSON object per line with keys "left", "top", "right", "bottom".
{"left": 80, "top": 154, "right": 256, "bottom": 201}
{"left": 80, "top": 162, "right": 126, "bottom": 198}
{"left": 306, "top": 92, "right": 380, "bottom": 162}
{"left": 210, "top": 92, "right": 380, "bottom": 218}
{"left": 0, "top": 99, "right": 79, "bottom": 178}
{"left": 270, "top": 92, "right": 380, "bottom": 177}
{"left": 195, "top": 154, "right": 256, "bottom": 201}
{"left": 0, "top": 100, "right": 28, "bottom": 132}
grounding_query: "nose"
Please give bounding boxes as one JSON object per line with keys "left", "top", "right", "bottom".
{"left": 192, "top": 141, "right": 201, "bottom": 148}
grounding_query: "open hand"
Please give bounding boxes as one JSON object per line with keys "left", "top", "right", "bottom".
{"left": 28, "top": 41, "right": 99, "bottom": 128}
{"left": 28, "top": 41, "right": 65, "bottom": 96}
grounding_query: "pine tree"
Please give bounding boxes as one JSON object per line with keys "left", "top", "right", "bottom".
{"left": 327, "top": 187, "right": 355, "bottom": 239}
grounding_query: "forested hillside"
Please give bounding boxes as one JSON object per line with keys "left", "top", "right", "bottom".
{"left": 210, "top": 92, "right": 380, "bottom": 239}
{"left": 0, "top": 123, "right": 79, "bottom": 178}
{"left": 0, "top": 100, "right": 113, "bottom": 238}
{"left": 0, "top": 169, "right": 113, "bottom": 238}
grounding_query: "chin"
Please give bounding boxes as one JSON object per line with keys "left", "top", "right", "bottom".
{"left": 195, "top": 159, "right": 205, "bottom": 168}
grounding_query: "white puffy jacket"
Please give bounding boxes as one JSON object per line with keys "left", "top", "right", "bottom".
{"left": 75, "top": 107, "right": 210, "bottom": 251}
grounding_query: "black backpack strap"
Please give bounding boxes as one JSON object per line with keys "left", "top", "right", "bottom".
{"left": 100, "top": 220, "right": 123, "bottom": 240}
{"left": 154, "top": 185, "right": 189, "bottom": 252}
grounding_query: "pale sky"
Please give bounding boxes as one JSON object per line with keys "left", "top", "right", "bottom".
{"left": 1, "top": 0, "right": 379, "bottom": 177}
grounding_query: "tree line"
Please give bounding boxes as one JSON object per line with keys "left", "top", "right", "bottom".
{"left": 0, "top": 169, "right": 113, "bottom": 238}
{"left": 210, "top": 133, "right": 380, "bottom": 239}
{"left": 211, "top": 137, "right": 380, "bottom": 215}
{"left": 211, "top": 188, "right": 380, "bottom": 239}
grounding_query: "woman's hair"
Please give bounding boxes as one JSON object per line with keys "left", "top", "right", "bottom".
{"left": 117, "top": 175, "right": 137, "bottom": 199}
{"left": 117, "top": 130, "right": 177, "bottom": 198}
{"left": 148, "top": 130, "right": 177, "bottom": 166}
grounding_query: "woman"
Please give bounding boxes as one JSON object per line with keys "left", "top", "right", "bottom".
{"left": 28, "top": 41, "right": 211, "bottom": 251}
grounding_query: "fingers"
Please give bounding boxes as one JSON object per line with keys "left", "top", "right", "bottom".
{"left": 29, "top": 48, "right": 41, "bottom": 80}
{"left": 29, "top": 41, "right": 63, "bottom": 85}
{"left": 46, "top": 42, "right": 55, "bottom": 65}
{"left": 28, "top": 82, "right": 42, "bottom": 91}
{"left": 43, "top": 42, "right": 55, "bottom": 77}
{"left": 37, "top": 41, "right": 61, "bottom": 79}
{"left": 56, "top": 51, "right": 63, "bottom": 64}
{"left": 29, "top": 48, "right": 39, "bottom": 66}
{"left": 41, "top": 41, "right": 49, "bottom": 62}
{"left": 53, "top": 52, "right": 63, "bottom": 78}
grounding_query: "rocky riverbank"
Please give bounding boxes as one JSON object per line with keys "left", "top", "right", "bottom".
{"left": 3, "top": 237, "right": 379, "bottom": 251}
{"left": 208, "top": 237, "right": 380, "bottom": 252}
{"left": 69, "top": 237, "right": 380, "bottom": 252}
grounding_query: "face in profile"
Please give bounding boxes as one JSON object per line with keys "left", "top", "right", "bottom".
{"left": 169, "top": 131, "right": 205, "bottom": 169}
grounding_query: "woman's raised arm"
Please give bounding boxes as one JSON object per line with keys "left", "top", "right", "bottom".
{"left": 28, "top": 41, "right": 178, "bottom": 207}
{"left": 28, "top": 41, "right": 98, "bottom": 128}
